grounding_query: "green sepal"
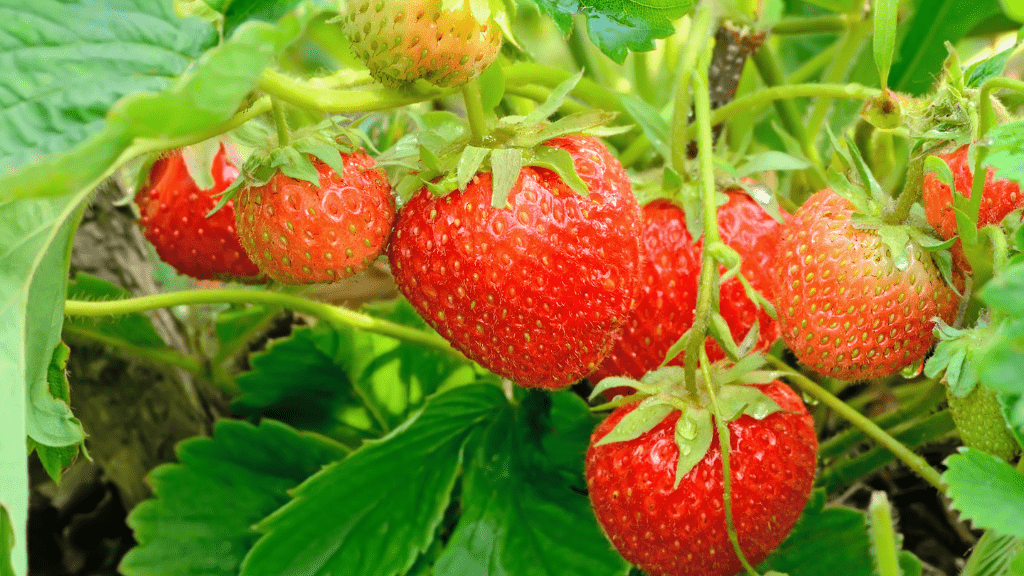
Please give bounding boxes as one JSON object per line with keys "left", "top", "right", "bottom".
{"left": 708, "top": 312, "right": 741, "bottom": 360}
{"left": 707, "top": 241, "right": 742, "bottom": 279}
{"left": 662, "top": 326, "right": 695, "bottom": 368}
{"left": 490, "top": 148, "right": 524, "bottom": 208}
{"left": 843, "top": 135, "right": 887, "bottom": 205}
{"left": 518, "top": 72, "right": 583, "bottom": 128}
{"left": 275, "top": 147, "right": 320, "bottom": 186}
{"left": 909, "top": 228, "right": 956, "bottom": 252}
{"left": 457, "top": 146, "right": 491, "bottom": 191}
{"left": 673, "top": 408, "right": 713, "bottom": 487}
{"left": 925, "top": 317, "right": 991, "bottom": 398}
{"left": 589, "top": 376, "right": 646, "bottom": 401}
{"left": 924, "top": 154, "right": 956, "bottom": 192}
{"left": 594, "top": 397, "right": 675, "bottom": 447}
{"left": 293, "top": 139, "right": 345, "bottom": 178}
{"left": 826, "top": 167, "right": 875, "bottom": 216}
{"left": 876, "top": 225, "right": 912, "bottom": 271}
{"left": 524, "top": 146, "right": 589, "bottom": 197}
{"left": 716, "top": 383, "right": 784, "bottom": 421}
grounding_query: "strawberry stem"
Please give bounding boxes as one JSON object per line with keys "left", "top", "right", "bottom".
{"left": 257, "top": 69, "right": 454, "bottom": 113}
{"left": 766, "top": 354, "right": 948, "bottom": 494}
{"left": 883, "top": 154, "right": 924, "bottom": 225}
{"left": 978, "top": 76, "right": 1024, "bottom": 138}
{"left": 683, "top": 44, "right": 719, "bottom": 395}
{"left": 271, "top": 98, "right": 290, "bottom": 147}
{"left": 668, "top": 6, "right": 711, "bottom": 176}
{"left": 63, "top": 290, "right": 466, "bottom": 361}
{"left": 461, "top": 81, "right": 488, "bottom": 146}
{"left": 699, "top": 348, "right": 761, "bottom": 576}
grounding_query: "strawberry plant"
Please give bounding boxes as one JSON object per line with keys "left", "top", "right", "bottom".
{"left": 10, "top": 0, "right": 1024, "bottom": 575}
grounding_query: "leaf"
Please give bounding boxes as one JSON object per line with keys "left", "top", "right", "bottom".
{"left": 120, "top": 419, "right": 346, "bottom": 576}
{"left": 1000, "top": 393, "right": 1024, "bottom": 449}
{"left": 0, "top": 506, "right": 13, "bottom": 576}
{"left": 26, "top": 343, "right": 82, "bottom": 484}
{"left": 433, "top": 391, "right": 629, "bottom": 576}
{"left": 529, "top": 0, "right": 693, "bottom": 63}
{"left": 0, "top": 0, "right": 215, "bottom": 176}
{"left": 967, "top": 45, "right": 1017, "bottom": 88}
{"left": 759, "top": 490, "right": 876, "bottom": 576}
{"left": 617, "top": 93, "right": 671, "bottom": 160}
{"left": 735, "top": 151, "right": 811, "bottom": 177}
{"left": 239, "top": 384, "right": 506, "bottom": 576}
{"left": 944, "top": 448, "right": 1024, "bottom": 536}
{"left": 594, "top": 399, "right": 674, "bottom": 446}
{"left": 232, "top": 323, "right": 378, "bottom": 445}
{"left": 674, "top": 407, "right": 712, "bottom": 487}
{"left": 873, "top": 0, "right": 898, "bottom": 89}
{"left": 890, "top": 0, "right": 1004, "bottom": 95}
{"left": 964, "top": 532, "right": 1023, "bottom": 576}
{"left": 222, "top": 0, "right": 307, "bottom": 37}
{"left": 214, "top": 304, "right": 281, "bottom": 358}
{"left": 982, "top": 120, "right": 1024, "bottom": 187}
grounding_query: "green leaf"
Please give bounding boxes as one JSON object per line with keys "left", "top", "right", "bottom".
{"left": 759, "top": 490, "right": 876, "bottom": 576}
{"left": 965, "top": 532, "right": 1023, "bottom": 576}
{"left": 873, "top": 0, "right": 898, "bottom": 89}
{"left": 0, "top": 506, "right": 14, "bottom": 576}
{"left": 526, "top": 146, "right": 590, "bottom": 197}
{"left": 222, "top": 0, "right": 306, "bottom": 38}
{"left": 120, "top": 419, "right": 346, "bottom": 576}
{"left": 673, "top": 407, "right": 712, "bottom": 487}
{"left": 982, "top": 120, "right": 1024, "bottom": 187}
{"left": 232, "top": 323, "right": 378, "bottom": 444}
{"left": 240, "top": 385, "right": 506, "bottom": 576}
{"left": 1000, "top": 393, "right": 1024, "bottom": 450}
{"left": 944, "top": 448, "right": 1024, "bottom": 537}
{"left": 890, "top": 0, "right": 1004, "bottom": 95}
{"left": 214, "top": 304, "right": 281, "bottom": 358}
{"left": 716, "top": 384, "right": 783, "bottom": 421}
{"left": 434, "top": 391, "right": 629, "bottom": 576}
{"left": 735, "top": 151, "right": 811, "bottom": 177}
{"left": 0, "top": 0, "right": 215, "bottom": 175}
{"left": 478, "top": 63, "right": 506, "bottom": 115}
{"left": 490, "top": 148, "right": 524, "bottom": 208}
{"left": 26, "top": 343, "right": 82, "bottom": 484}
{"left": 617, "top": 93, "right": 671, "bottom": 160}
{"left": 967, "top": 45, "right": 1017, "bottom": 88}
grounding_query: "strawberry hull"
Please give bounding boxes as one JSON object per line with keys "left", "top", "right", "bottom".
{"left": 388, "top": 136, "right": 643, "bottom": 388}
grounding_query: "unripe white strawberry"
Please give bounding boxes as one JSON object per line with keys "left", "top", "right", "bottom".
{"left": 343, "top": 0, "right": 501, "bottom": 88}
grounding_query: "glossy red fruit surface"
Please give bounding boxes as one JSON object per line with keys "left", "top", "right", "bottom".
{"left": 592, "top": 191, "right": 785, "bottom": 385}
{"left": 773, "top": 189, "right": 959, "bottom": 380}
{"left": 388, "top": 135, "right": 642, "bottom": 389}
{"left": 135, "top": 145, "right": 261, "bottom": 282}
{"left": 235, "top": 152, "right": 395, "bottom": 284}
{"left": 923, "top": 144, "right": 1024, "bottom": 240}
{"left": 586, "top": 381, "right": 817, "bottom": 576}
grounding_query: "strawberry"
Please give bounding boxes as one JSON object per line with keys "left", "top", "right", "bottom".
{"left": 923, "top": 144, "right": 1023, "bottom": 241}
{"left": 947, "top": 382, "right": 1020, "bottom": 462}
{"left": 135, "top": 145, "right": 262, "bottom": 282}
{"left": 342, "top": 0, "right": 501, "bottom": 88}
{"left": 234, "top": 151, "right": 395, "bottom": 284}
{"left": 586, "top": 374, "right": 817, "bottom": 576}
{"left": 387, "top": 135, "right": 642, "bottom": 389}
{"left": 773, "top": 189, "right": 959, "bottom": 380}
{"left": 592, "top": 191, "right": 785, "bottom": 385}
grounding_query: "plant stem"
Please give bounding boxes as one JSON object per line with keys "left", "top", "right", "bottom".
{"left": 787, "top": 42, "right": 842, "bottom": 84}
{"left": 64, "top": 289, "right": 464, "bottom": 360}
{"left": 257, "top": 69, "right": 453, "bottom": 113}
{"left": 884, "top": 154, "right": 925, "bottom": 225}
{"left": 867, "top": 492, "right": 901, "bottom": 576}
{"left": 271, "top": 98, "right": 290, "bottom": 146}
{"left": 685, "top": 83, "right": 882, "bottom": 141}
{"left": 772, "top": 14, "right": 852, "bottom": 34}
{"left": 979, "top": 77, "right": 1024, "bottom": 137}
{"left": 669, "top": 6, "right": 712, "bottom": 175}
{"left": 462, "top": 81, "right": 488, "bottom": 145}
{"left": 131, "top": 97, "right": 273, "bottom": 157}
{"left": 699, "top": 350, "right": 761, "bottom": 576}
{"left": 683, "top": 49, "right": 720, "bottom": 394}
{"left": 766, "top": 354, "right": 947, "bottom": 493}
{"left": 979, "top": 225, "right": 1010, "bottom": 272}
{"left": 61, "top": 325, "right": 204, "bottom": 378}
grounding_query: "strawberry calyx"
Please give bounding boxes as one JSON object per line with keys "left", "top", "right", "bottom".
{"left": 380, "top": 72, "right": 628, "bottom": 207}
{"left": 924, "top": 315, "right": 994, "bottom": 398}
{"left": 590, "top": 355, "right": 789, "bottom": 486}
{"left": 210, "top": 119, "right": 373, "bottom": 216}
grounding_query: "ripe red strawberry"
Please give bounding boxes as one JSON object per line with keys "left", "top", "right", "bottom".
{"left": 234, "top": 152, "right": 395, "bottom": 284}
{"left": 342, "top": 0, "right": 501, "bottom": 88}
{"left": 923, "top": 144, "right": 1023, "bottom": 240}
{"left": 388, "top": 135, "right": 642, "bottom": 389}
{"left": 586, "top": 379, "right": 817, "bottom": 576}
{"left": 592, "top": 191, "right": 786, "bottom": 385}
{"left": 135, "top": 145, "right": 262, "bottom": 282}
{"left": 773, "top": 189, "right": 959, "bottom": 380}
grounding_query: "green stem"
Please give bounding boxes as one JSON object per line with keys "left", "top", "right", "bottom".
{"left": 257, "top": 69, "right": 453, "bottom": 113}
{"left": 884, "top": 154, "right": 925, "bottom": 225}
{"left": 979, "top": 225, "right": 1010, "bottom": 272}
{"left": 750, "top": 44, "right": 823, "bottom": 181}
{"left": 819, "top": 377, "right": 946, "bottom": 459}
{"left": 767, "top": 354, "right": 947, "bottom": 493}
{"left": 64, "top": 290, "right": 464, "bottom": 360}
{"left": 817, "top": 410, "right": 955, "bottom": 493}
{"left": 683, "top": 48, "right": 720, "bottom": 395}
{"left": 62, "top": 325, "right": 204, "bottom": 379}
{"left": 684, "top": 83, "right": 882, "bottom": 141}
{"left": 271, "top": 98, "right": 290, "bottom": 146}
{"left": 462, "top": 81, "right": 488, "bottom": 145}
{"left": 787, "top": 42, "right": 842, "bottom": 84}
{"left": 868, "top": 492, "right": 901, "bottom": 576}
{"left": 771, "top": 14, "right": 851, "bottom": 34}
{"left": 700, "top": 349, "right": 760, "bottom": 576}
{"left": 804, "top": 18, "right": 872, "bottom": 153}
{"left": 669, "top": 6, "right": 712, "bottom": 175}
{"left": 979, "top": 77, "right": 1024, "bottom": 137}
